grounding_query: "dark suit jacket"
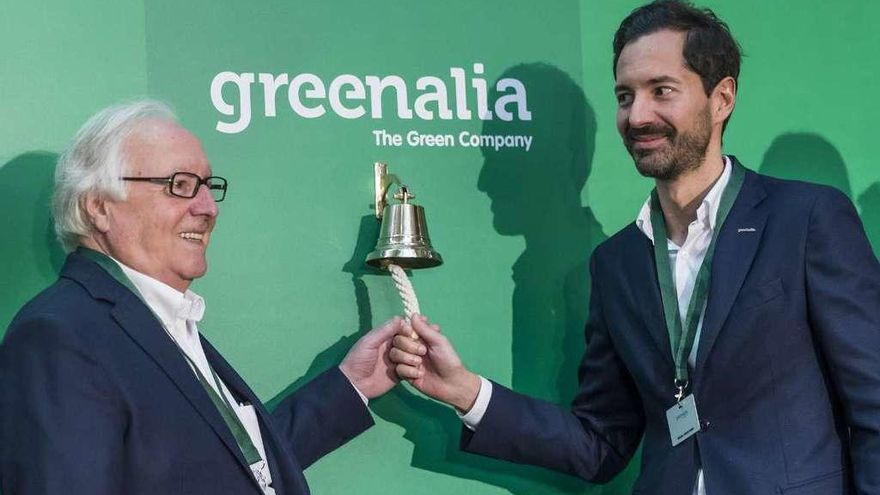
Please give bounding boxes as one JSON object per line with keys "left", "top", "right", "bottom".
{"left": 0, "top": 251, "right": 373, "bottom": 494}
{"left": 462, "top": 161, "right": 880, "bottom": 495}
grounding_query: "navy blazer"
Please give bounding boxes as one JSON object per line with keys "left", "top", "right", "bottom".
{"left": 462, "top": 161, "right": 880, "bottom": 494}
{"left": 0, "top": 251, "right": 373, "bottom": 494}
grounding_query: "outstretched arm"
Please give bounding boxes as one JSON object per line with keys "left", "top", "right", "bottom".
{"left": 388, "top": 254, "right": 645, "bottom": 483}
{"left": 272, "top": 317, "right": 404, "bottom": 468}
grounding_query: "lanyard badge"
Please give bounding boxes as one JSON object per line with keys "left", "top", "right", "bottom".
{"left": 666, "top": 394, "right": 701, "bottom": 447}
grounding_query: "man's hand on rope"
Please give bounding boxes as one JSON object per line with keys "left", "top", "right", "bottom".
{"left": 340, "top": 317, "right": 404, "bottom": 399}
{"left": 390, "top": 314, "right": 481, "bottom": 413}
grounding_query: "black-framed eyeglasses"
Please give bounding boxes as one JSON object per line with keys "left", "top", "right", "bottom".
{"left": 121, "top": 172, "right": 227, "bottom": 202}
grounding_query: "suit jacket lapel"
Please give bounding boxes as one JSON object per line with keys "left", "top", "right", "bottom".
{"left": 694, "top": 163, "right": 768, "bottom": 382}
{"left": 61, "top": 253, "right": 260, "bottom": 490}
{"left": 628, "top": 228, "right": 676, "bottom": 369}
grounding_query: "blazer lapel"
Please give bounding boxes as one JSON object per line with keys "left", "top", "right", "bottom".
{"left": 629, "top": 228, "right": 676, "bottom": 369}
{"left": 694, "top": 164, "right": 768, "bottom": 381}
{"left": 62, "top": 253, "right": 260, "bottom": 490}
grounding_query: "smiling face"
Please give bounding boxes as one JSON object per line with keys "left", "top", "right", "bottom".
{"left": 614, "top": 29, "right": 718, "bottom": 181}
{"left": 92, "top": 119, "right": 219, "bottom": 292}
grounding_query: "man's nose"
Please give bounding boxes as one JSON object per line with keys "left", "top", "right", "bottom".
{"left": 626, "top": 94, "right": 655, "bottom": 129}
{"left": 190, "top": 183, "right": 219, "bottom": 217}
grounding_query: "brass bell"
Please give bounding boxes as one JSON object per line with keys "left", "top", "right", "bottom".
{"left": 366, "top": 163, "right": 442, "bottom": 269}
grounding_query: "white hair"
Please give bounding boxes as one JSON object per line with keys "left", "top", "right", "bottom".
{"left": 53, "top": 99, "right": 178, "bottom": 252}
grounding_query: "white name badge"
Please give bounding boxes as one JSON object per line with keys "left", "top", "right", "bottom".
{"left": 666, "top": 394, "right": 701, "bottom": 446}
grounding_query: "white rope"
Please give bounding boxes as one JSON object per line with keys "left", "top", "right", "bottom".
{"left": 387, "top": 264, "right": 421, "bottom": 337}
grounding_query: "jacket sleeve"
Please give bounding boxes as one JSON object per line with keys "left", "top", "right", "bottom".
{"left": 270, "top": 367, "right": 374, "bottom": 469}
{"left": 460, "top": 252, "right": 645, "bottom": 483}
{"left": 804, "top": 187, "right": 880, "bottom": 494}
{"left": 0, "top": 315, "right": 126, "bottom": 495}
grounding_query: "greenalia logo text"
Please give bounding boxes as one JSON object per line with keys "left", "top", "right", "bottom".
{"left": 210, "top": 63, "right": 531, "bottom": 134}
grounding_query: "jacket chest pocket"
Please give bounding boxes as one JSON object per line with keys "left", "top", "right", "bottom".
{"left": 736, "top": 277, "right": 784, "bottom": 310}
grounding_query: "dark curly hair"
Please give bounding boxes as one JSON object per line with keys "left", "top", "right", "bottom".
{"left": 613, "top": 0, "right": 742, "bottom": 130}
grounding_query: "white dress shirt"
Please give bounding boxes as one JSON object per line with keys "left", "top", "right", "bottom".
{"left": 462, "top": 157, "right": 732, "bottom": 495}
{"left": 116, "top": 262, "right": 276, "bottom": 494}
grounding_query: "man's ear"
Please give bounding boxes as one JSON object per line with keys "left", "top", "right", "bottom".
{"left": 83, "top": 193, "right": 111, "bottom": 233}
{"left": 711, "top": 76, "right": 736, "bottom": 125}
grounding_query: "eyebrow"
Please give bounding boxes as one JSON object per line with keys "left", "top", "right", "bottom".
{"left": 615, "top": 75, "right": 682, "bottom": 93}
{"left": 647, "top": 75, "right": 682, "bottom": 85}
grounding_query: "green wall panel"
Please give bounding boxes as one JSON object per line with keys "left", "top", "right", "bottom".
{"left": 2, "top": 1, "right": 878, "bottom": 494}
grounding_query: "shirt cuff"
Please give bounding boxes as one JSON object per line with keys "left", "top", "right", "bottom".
{"left": 457, "top": 376, "right": 492, "bottom": 431}
{"left": 339, "top": 366, "right": 369, "bottom": 406}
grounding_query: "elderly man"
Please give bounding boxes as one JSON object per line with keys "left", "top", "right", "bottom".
{"left": 391, "top": 1, "right": 880, "bottom": 494}
{"left": 0, "top": 100, "right": 402, "bottom": 494}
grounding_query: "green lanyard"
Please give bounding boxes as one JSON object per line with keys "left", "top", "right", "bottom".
{"left": 79, "top": 248, "right": 263, "bottom": 466}
{"left": 649, "top": 163, "right": 744, "bottom": 402}
{"left": 176, "top": 348, "right": 264, "bottom": 467}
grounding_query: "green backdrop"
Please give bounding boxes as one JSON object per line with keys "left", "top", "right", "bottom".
{"left": 2, "top": 1, "right": 878, "bottom": 494}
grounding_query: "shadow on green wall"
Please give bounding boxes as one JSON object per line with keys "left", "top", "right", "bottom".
{"left": 0, "top": 152, "right": 65, "bottom": 331}
{"left": 478, "top": 63, "right": 604, "bottom": 410}
{"left": 757, "top": 132, "right": 880, "bottom": 256}
{"left": 265, "top": 214, "right": 380, "bottom": 413}
{"left": 758, "top": 132, "right": 852, "bottom": 198}
{"left": 342, "top": 215, "right": 381, "bottom": 334}
{"left": 858, "top": 183, "right": 880, "bottom": 255}
{"left": 269, "top": 63, "right": 641, "bottom": 494}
